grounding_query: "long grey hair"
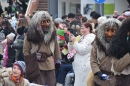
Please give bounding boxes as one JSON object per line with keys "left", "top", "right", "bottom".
{"left": 27, "top": 11, "right": 56, "bottom": 44}
{"left": 96, "top": 18, "right": 122, "bottom": 52}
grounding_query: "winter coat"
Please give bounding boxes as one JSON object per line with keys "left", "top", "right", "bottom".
{"left": 90, "top": 41, "right": 116, "bottom": 86}
{"left": 2, "top": 75, "right": 30, "bottom": 86}
{"left": 12, "top": 35, "right": 24, "bottom": 61}
{"left": 68, "top": 33, "right": 95, "bottom": 86}
{"left": 6, "top": 43, "right": 16, "bottom": 67}
{"left": 23, "top": 37, "right": 61, "bottom": 70}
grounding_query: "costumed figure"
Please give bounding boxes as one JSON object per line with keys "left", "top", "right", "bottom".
{"left": 23, "top": 11, "right": 61, "bottom": 86}
{"left": 90, "top": 18, "right": 121, "bottom": 86}
{"left": 109, "top": 18, "right": 130, "bottom": 86}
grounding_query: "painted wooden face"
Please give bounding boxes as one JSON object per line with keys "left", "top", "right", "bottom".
{"left": 40, "top": 14, "right": 50, "bottom": 33}
{"left": 40, "top": 19, "right": 50, "bottom": 31}
{"left": 104, "top": 24, "right": 118, "bottom": 43}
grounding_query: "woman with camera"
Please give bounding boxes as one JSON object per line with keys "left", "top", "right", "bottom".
{"left": 67, "top": 22, "right": 95, "bottom": 86}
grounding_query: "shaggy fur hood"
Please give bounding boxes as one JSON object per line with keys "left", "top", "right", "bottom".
{"left": 96, "top": 18, "right": 122, "bottom": 52}
{"left": 27, "top": 11, "right": 56, "bottom": 44}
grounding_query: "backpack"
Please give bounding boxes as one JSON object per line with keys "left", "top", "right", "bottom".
{"left": 68, "top": 20, "right": 81, "bottom": 36}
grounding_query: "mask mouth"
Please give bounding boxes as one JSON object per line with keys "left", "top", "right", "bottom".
{"left": 105, "top": 37, "right": 113, "bottom": 43}
{"left": 43, "top": 26, "right": 49, "bottom": 30}
{"left": 43, "top": 30, "right": 48, "bottom": 34}
{"left": 42, "top": 26, "right": 49, "bottom": 34}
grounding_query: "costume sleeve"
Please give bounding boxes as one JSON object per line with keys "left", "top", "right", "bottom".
{"left": 90, "top": 41, "right": 100, "bottom": 74}
{"left": 112, "top": 53, "right": 130, "bottom": 72}
{"left": 23, "top": 37, "right": 31, "bottom": 56}
{"left": 54, "top": 40, "right": 62, "bottom": 60}
{"left": 73, "top": 36, "right": 94, "bottom": 55}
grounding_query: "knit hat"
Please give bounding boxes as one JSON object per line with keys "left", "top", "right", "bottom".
{"left": 17, "top": 26, "right": 25, "bottom": 35}
{"left": 92, "top": 13, "right": 101, "bottom": 19}
{"left": 13, "top": 61, "right": 26, "bottom": 75}
{"left": 7, "top": 33, "right": 15, "bottom": 41}
{"left": 54, "top": 18, "right": 63, "bottom": 24}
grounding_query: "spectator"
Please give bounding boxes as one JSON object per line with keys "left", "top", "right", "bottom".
{"left": 91, "top": 12, "right": 101, "bottom": 29}
{"left": 17, "top": 17, "right": 29, "bottom": 28}
{"left": 11, "top": 26, "right": 25, "bottom": 61}
{"left": 66, "top": 13, "right": 75, "bottom": 24}
{"left": 68, "top": 22, "right": 95, "bottom": 86}
{"left": 82, "top": 17, "right": 88, "bottom": 24}
{"left": 90, "top": 11, "right": 96, "bottom": 17}
{"left": 1, "top": 33, "right": 16, "bottom": 67}
{"left": 61, "top": 15, "right": 68, "bottom": 22}
{"left": 0, "top": 18, "right": 15, "bottom": 37}
{"left": 75, "top": 13, "right": 82, "bottom": 22}
{"left": 113, "top": 11, "right": 120, "bottom": 19}
{"left": 1, "top": 61, "right": 30, "bottom": 86}
{"left": 7, "top": 0, "right": 13, "bottom": 5}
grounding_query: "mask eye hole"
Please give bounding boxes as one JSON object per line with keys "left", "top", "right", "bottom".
{"left": 41, "top": 19, "right": 50, "bottom": 24}
{"left": 46, "top": 19, "right": 50, "bottom": 23}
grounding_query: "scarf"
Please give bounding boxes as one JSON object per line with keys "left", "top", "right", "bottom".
{"left": 11, "top": 74, "right": 23, "bottom": 86}
{"left": 3, "top": 43, "right": 8, "bottom": 67}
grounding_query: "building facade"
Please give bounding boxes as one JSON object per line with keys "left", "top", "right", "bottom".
{"left": 58, "top": 0, "right": 128, "bottom": 18}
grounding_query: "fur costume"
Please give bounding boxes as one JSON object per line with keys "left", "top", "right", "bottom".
{"left": 95, "top": 18, "right": 121, "bottom": 53}
{"left": 109, "top": 18, "right": 130, "bottom": 59}
{"left": 90, "top": 18, "right": 122, "bottom": 86}
{"left": 24, "top": 11, "right": 61, "bottom": 85}
{"left": 27, "top": 11, "right": 56, "bottom": 44}
{"left": 109, "top": 18, "right": 130, "bottom": 86}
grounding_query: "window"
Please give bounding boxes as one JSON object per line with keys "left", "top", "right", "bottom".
{"left": 70, "top": 3, "right": 80, "bottom": 14}
{"left": 62, "top": 2, "right": 66, "bottom": 15}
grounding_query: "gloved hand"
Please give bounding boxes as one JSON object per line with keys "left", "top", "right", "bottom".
{"left": 95, "top": 71, "right": 109, "bottom": 80}
{"left": 55, "top": 60, "right": 61, "bottom": 70}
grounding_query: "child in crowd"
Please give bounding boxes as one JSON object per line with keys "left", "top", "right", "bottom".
{"left": 1, "top": 61, "right": 30, "bottom": 86}
{"left": 1, "top": 33, "right": 16, "bottom": 67}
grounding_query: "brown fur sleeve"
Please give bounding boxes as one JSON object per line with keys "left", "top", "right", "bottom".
{"left": 90, "top": 41, "right": 100, "bottom": 74}
{"left": 113, "top": 53, "right": 130, "bottom": 72}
